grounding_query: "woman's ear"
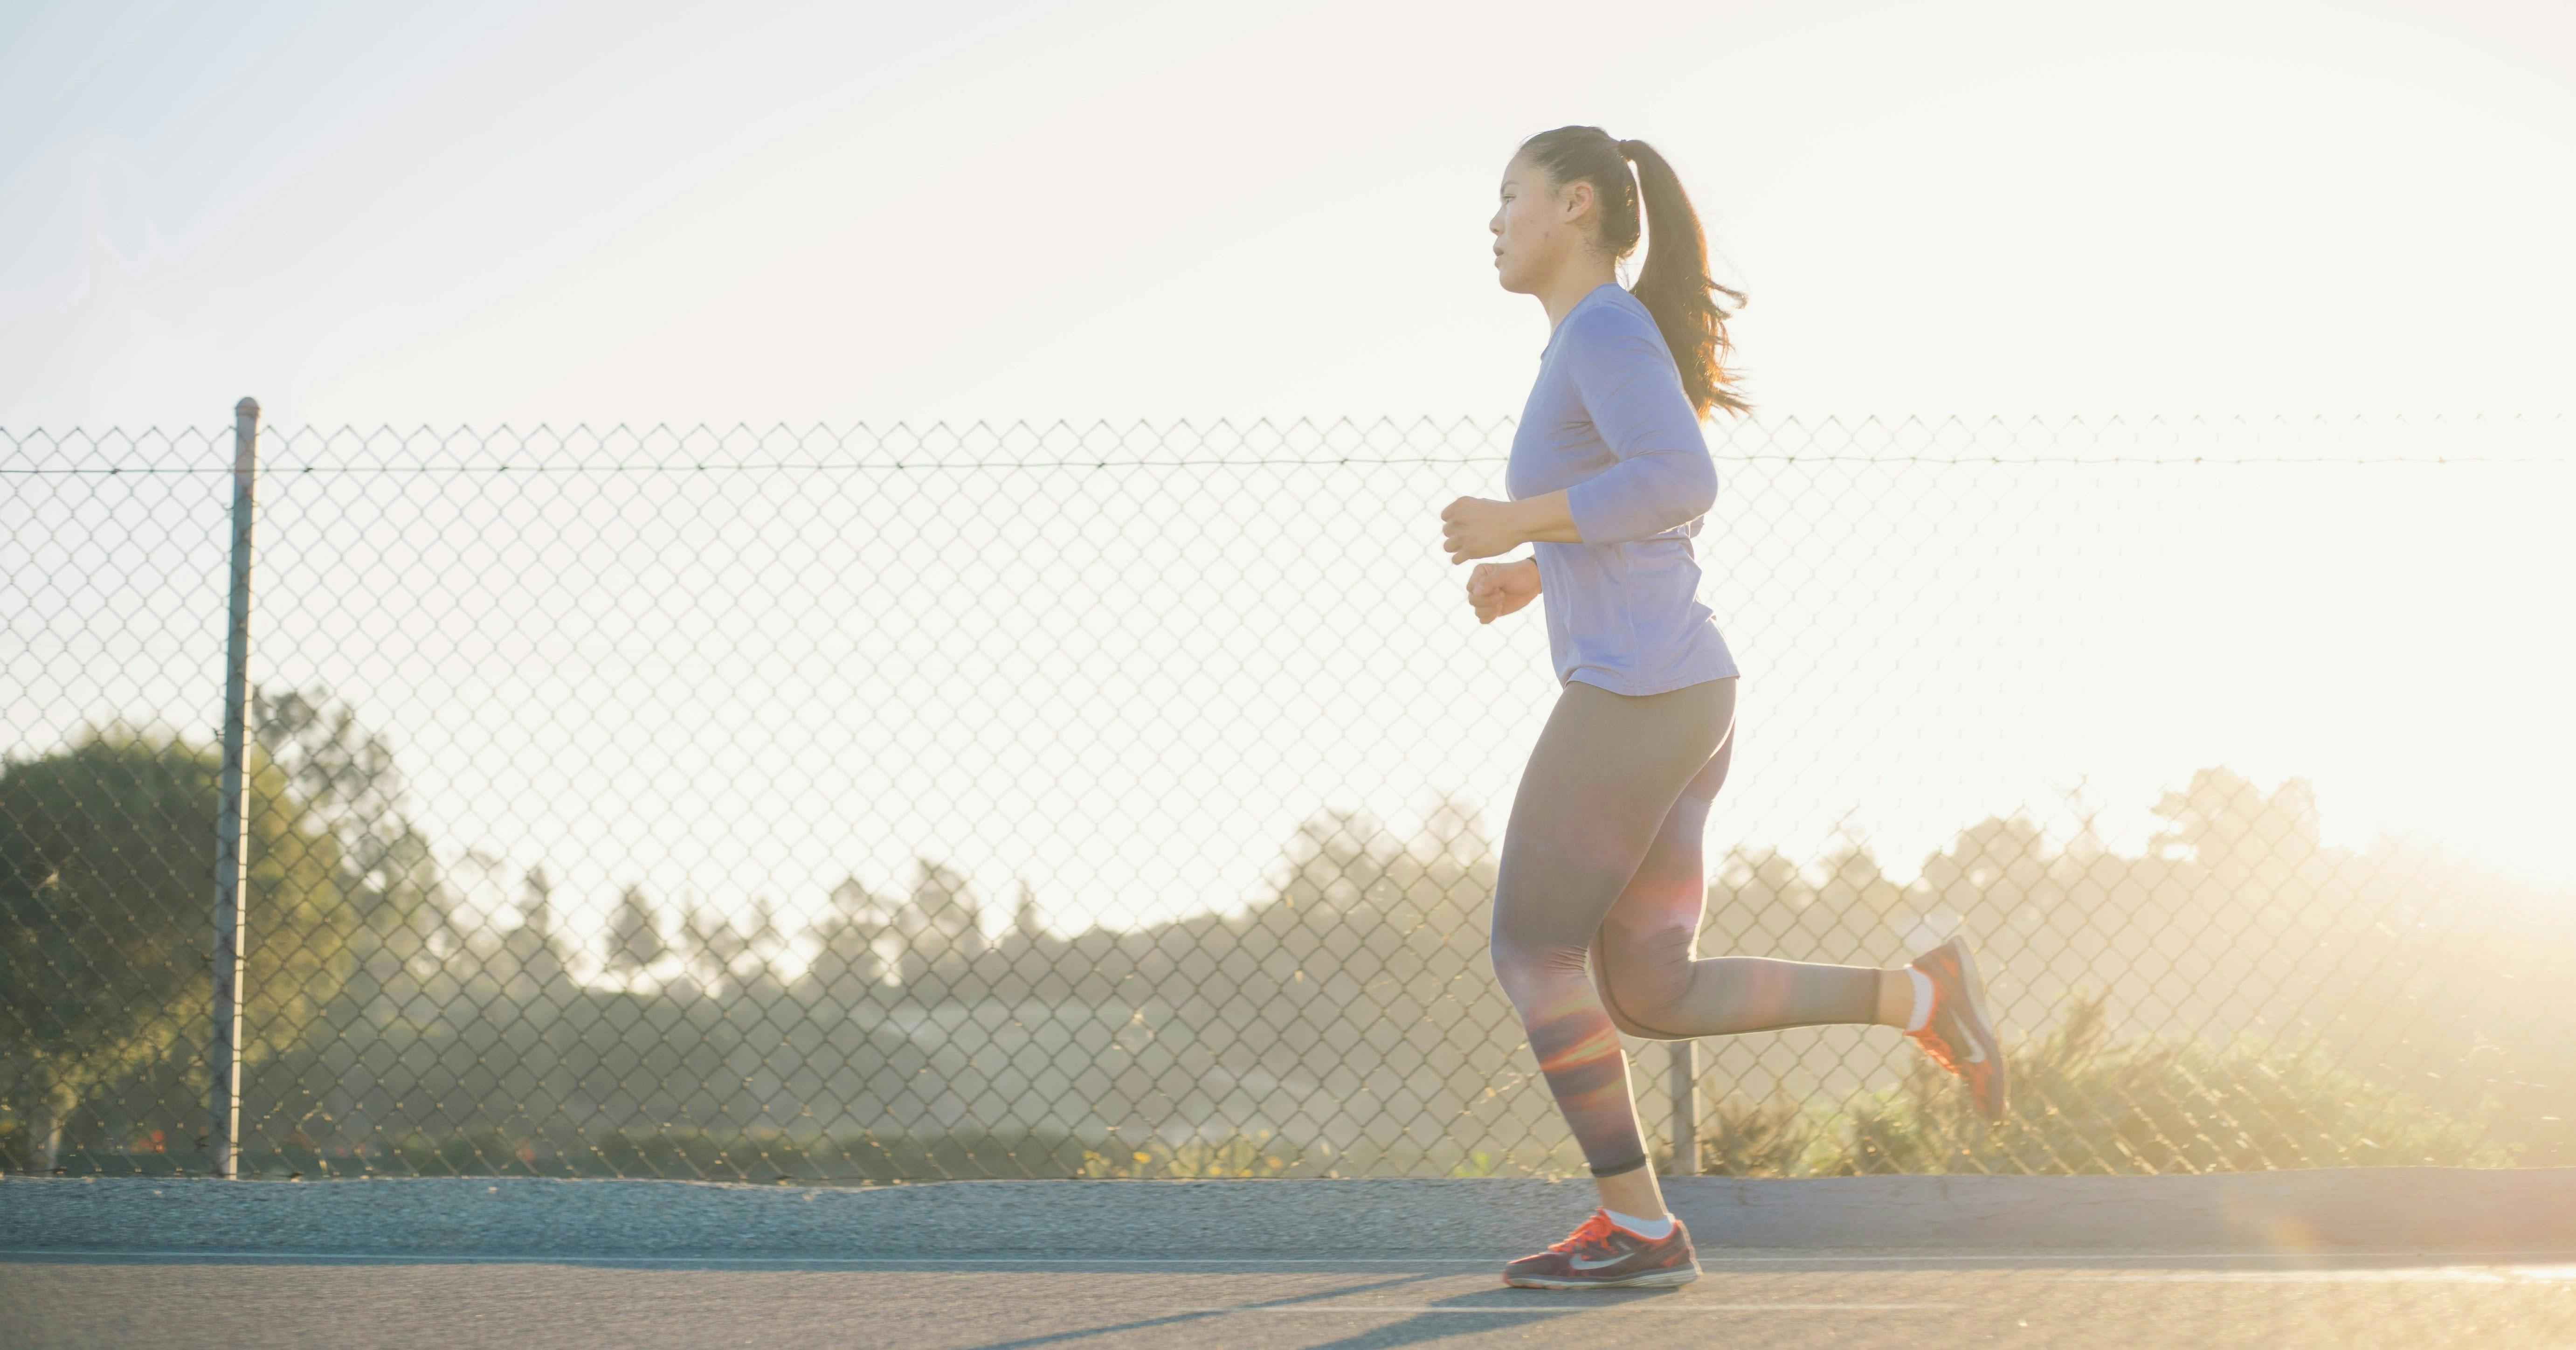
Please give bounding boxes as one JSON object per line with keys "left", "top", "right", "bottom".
{"left": 1557, "top": 178, "right": 1595, "bottom": 228}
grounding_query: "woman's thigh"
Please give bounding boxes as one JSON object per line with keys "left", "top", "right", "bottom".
{"left": 1601, "top": 704, "right": 1735, "bottom": 939}
{"left": 1492, "top": 678, "right": 1736, "bottom": 958}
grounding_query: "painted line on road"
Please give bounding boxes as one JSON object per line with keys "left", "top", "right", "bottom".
{"left": 1707, "top": 1250, "right": 2576, "bottom": 1265}
{"left": 2055, "top": 1267, "right": 2576, "bottom": 1284}
{"left": 1174, "top": 1303, "right": 1962, "bottom": 1313}
{"left": 0, "top": 1249, "right": 1499, "bottom": 1267}
{"left": 6, "top": 1248, "right": 2575, "bottom": 1269}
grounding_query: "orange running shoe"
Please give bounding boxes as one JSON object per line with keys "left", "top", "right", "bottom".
{"left": 1501, "top": 1209, "right": 1701, "bottom": 1289}
{"left": 1906, "top": 934, "right": 2009, "bottom": 1123}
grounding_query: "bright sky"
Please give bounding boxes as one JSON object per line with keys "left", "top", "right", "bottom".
{"left": 6, "top": 0, "right": 2575, "bottom": 428}
{"left": 6, "top": 0, "right": 2574, "bottom": 948}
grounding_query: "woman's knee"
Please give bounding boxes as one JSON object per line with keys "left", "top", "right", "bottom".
{"left": 1593, "top": 966, "right": 1680, "bottom": 1039}
{"left": 1489, "top": 931, "right": 1562, "bottom": 1009}
{"left": 1592, "top": 924, "right": 1696, "bottom": 1038}
{"left": 1594, "top": 982, "right": 1671, "bottom": 1039}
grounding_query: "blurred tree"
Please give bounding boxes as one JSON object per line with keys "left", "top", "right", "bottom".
{"left": 677, "top": 901, "right": 783, "bottom": 999}
{"left": 678, "top": 904, "right": 729, "bottom": 997}
{"left": 804, "top": 876, "right": 896, "bottom": 999}
{"left": 252, "top": 688, "right": 458, "bottom": 1019}
{"left": 1920, "top": 816, "right": 2051, "bottom": 938}
{"left": 1273, "top": 809, "right": 1399, "bottom": 920}
{"left": 605, "top": 886, "right": 667, "bottom": 977}
{"left": 496, "top": 865, "right": 567, "bottom": 998}
{"left": 1012, "top": 881, "right": 1044, "bottom": 945}
{"left": 896, "top": 859, "right": 985, "bottom": 986}
{"left": 1705, "top": 846, "right": 1818, "bottom": 956}
{"left": 734, "top": 898, "right": 788, "bottom": 1000}
{"left": 1816, "top": 842, "right": 1909, "bottom": 931}
{"left": 2153, "top": 767, "right": 2321, "bottom": 893}
{"left": 0, "top": 727, "right": 351, "bottom": 1171}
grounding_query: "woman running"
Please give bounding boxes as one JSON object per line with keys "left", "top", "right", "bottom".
{"left": 1441, "top": 125, "right": 2007, "bottom": 1290}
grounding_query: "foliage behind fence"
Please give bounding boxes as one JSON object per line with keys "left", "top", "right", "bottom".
{"left": 4, "top": 415, "right": 2571, "bottom": 1178}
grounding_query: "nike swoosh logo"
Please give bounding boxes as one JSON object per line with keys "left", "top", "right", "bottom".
{"left": 1569, "top": 1254, "right": 1631, "bottom": 1270}
{"left": 1964, "top": 1043, "right": 1987, "bottom": 1064}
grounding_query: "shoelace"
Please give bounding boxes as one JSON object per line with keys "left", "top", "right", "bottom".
{"left": 1547, "top": 1211, "right": 1619, "bottom": 1254}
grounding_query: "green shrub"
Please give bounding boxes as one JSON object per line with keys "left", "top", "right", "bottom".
{"left": 1795, "top": 995, "right": 2511, "bottom": 1175}
{"left": 1658, "top": 1095, "right": 1832, "bottom": 1177}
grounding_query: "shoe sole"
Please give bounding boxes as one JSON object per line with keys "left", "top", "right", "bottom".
{"left": 1941, "top": 935, "right": 2009, "bottom": 1122}
{"left": 1504, "top": 1264, "right": 1702, "bottom": 1290}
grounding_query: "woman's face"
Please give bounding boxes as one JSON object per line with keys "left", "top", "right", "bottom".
{"left": 1489, "top": 152, "right": 1591, "bottom": 295}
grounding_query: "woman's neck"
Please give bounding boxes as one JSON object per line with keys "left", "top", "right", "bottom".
{"left": 1539, "top": 257, "right": 1620, "bottom": 329}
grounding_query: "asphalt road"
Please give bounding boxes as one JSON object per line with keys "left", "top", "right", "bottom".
{"left": 7, "top": 1251, "right": 2576, "bottom": 1349}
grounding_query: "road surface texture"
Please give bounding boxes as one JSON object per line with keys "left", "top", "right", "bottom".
{"left": 7, "top": 1170, "right": 2575, "bottom": 1348}
{"left": 8, "top": 1249, "right": 2576, "bottom": 1348}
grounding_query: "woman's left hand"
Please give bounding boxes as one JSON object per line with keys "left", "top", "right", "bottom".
{"left": 1441, "top": 497, "right": 1526, "bottom": 564}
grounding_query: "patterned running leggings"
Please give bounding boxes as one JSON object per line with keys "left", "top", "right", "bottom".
{"left": 1490, "top": 677, "right": 1882, "bottom": 1178}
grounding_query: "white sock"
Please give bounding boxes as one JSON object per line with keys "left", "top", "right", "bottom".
{"left": 1905, "top": 968, "right": 1935, "bottom": 1032}
{"left": 1605, "top": 1207, "right": 1674, "bottom": 1239}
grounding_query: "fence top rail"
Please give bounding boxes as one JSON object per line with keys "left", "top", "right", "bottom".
{"left": 1, "top": 412, "right": 2567, "bottom": 474}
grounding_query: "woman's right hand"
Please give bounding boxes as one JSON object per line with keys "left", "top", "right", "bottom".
{"left": 1465, "top": 558, "right": 1541, "bottom": 625}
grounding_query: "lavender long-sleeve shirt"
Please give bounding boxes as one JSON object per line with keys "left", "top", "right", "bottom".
{"left": 1504, "top": 284, "right": 1740, "bottom": 695}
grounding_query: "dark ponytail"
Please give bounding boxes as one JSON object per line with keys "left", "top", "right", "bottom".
{"left": 1519, "top": 126, "right": 1748, "bottom": 418}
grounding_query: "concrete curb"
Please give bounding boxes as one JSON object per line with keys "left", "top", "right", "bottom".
{"left": 5, "top": 1170, "right": 2573, "bottom": 1260}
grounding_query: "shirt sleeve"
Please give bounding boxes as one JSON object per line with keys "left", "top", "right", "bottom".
{"left": 1558, "top": 305, "right": 1718, "bottom": 545}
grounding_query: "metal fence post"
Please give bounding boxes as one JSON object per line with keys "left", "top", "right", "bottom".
{"left": 211, "top": 396, "right": 260, "bottom": 1179}
{"left": 1669, "top": 1040, "right": 1698, "bottom": 1177}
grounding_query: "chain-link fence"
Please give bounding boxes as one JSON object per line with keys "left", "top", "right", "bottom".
{"left": 6, "top": 410, "right": 2573, "bottom": 1181}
